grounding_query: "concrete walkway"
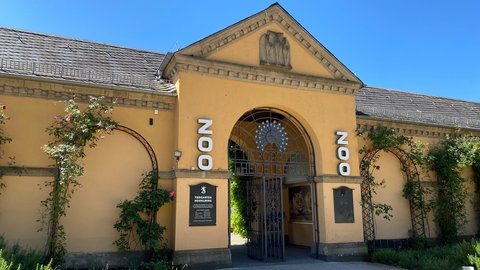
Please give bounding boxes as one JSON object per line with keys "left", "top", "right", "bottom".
{"left": 224, "top": 261, "right": 404, "bottom": 270}
{"left": 223, "top": 245, "right": 403, "bottom": 270}
{"left": 224, "top": 234, "right": 404, "bottom": 270}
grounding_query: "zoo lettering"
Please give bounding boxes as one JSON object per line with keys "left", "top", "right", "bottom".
{"left": 335, "top": 131, "right": 350, "bottom": 176}
{"left": 197, "top": 118, "right": 213, "bottom": 170}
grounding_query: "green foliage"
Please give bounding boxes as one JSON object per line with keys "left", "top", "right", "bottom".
{"left": 0, "top": 104, "right": 11, "bottom": 146}
{"left": 228, "top": 145, "right": 249, "bottom": 239}
{"left": 41, "top": 96, "right": 117, "bottom": 263}
{"left": 0, "top": 104, "right": 12, "bottom": 195}
{"left": 403, "top": 180, "right": 432, "bottom": 218}
{"left": 429, "top": 136, "right": 480, "bottom": 244}
{"left": 357, "top": 125, "right": 428, "bottom": 221}
{"left": 467, "top": 240, "right": 480, "bottom": 269}
{"left": 230, "top": 174, "right": 249, "bottom": 238}
{"left": 139, "top": 260, "right": 170, "bottom": 270}
{"left": 371, "top": 240, "right": 477, "bottom": 270}
{"left": 114, "top": 170, "right": 174, "bottom": 265}
{"left": 0, "top": 252, "right": 16, "bottom": 270}
{"left": 408, "top": 235, "right": 428, "bottom": 250}
{"left": 0, "top": 236, "right": 52, "bottom": 270}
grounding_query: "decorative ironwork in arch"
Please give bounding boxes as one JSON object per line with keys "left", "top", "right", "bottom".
{"left": 360, "top": 147, "right": 426, "bottom": 251}
{"left": 229, "top": 108, "right": 315, "bottom": 178}
{"left": 113, "top": 125, "right": 158, "bottom": 171}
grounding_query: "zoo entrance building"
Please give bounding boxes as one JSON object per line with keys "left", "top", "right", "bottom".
{"left": 1, "top": 3, "right": 480, "bottom": 269}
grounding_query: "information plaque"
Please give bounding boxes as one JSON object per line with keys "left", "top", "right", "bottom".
{"left": 333, "top": 186, "right": 354, "bottom": 223}
{"left": 189, "top": 182, "right": 216, "bottom": 226}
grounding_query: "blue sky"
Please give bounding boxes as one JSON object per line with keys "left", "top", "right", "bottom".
{"left": 1, "top": 0, "right": 479, "bottom": 102}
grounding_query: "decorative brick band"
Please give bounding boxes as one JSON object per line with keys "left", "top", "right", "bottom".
{"left": 314, "top": 174, "right": 363, "bottom": 184}
{"left": 0, "top": 166, "right": 56, "bottom": 177}
{"left": 166, "top": 55, "right": 361, "bottom": 95}
{"left": 0, "top": 79, "right": 176, "bottom": 110}
{"left": 173, "top": 169, "right": 230, "bottom": 179}
{"left": 356, "top": 119, "right": 480, "bottom": 139}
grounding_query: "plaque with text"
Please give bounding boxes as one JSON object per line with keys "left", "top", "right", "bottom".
{"left": 189, "top": 182, "right": 216, "bottom": 226}
{"left": 333, "top": 186, "right": 354, "bottom": 223}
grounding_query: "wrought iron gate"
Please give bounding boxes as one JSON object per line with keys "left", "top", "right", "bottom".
{"left": 229, "top": 108, "right": 314, "bottom": 262}
{"left": 247, "top": 176, "right": 285, "bottom": 261}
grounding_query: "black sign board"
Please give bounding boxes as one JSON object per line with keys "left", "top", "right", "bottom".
{"left": 189, "top": 182, "right": 216, "bottom": 226}
{"left": 333, "top": 186, "right": 354, "bottom": 223}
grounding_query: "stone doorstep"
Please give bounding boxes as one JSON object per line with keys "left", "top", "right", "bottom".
{"left": 312, "top": 242, "right": 368, "bottom": 262}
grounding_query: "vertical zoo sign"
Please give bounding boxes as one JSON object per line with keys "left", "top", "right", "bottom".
{"left": 189, "top": 182, "right": 217, "bottom": 226}
{"left": 197, "top": 118, "right": 213, "bottom": 170}
{"left": 335, "top": 131, "right": 350, "bottom": 176}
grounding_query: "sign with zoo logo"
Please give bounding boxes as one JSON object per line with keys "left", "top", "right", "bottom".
{"left": 288, "top": 184, "right": 312, "bottom": 222}
{"left": 189, "top": 182, "right": 217, "bottom": 226}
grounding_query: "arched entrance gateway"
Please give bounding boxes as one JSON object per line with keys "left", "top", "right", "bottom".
{"left": 228, "top": 108, "right": 316, "bottom": 261}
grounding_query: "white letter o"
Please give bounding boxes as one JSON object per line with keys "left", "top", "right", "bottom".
{"left": 198, "top": 137, "right": 213, "bottom": 152}
{"left": 198, "top": 155, "right": 213, "bottom": 171}
{"left": 338, "top": 163, "right": 350, "bottom": 176}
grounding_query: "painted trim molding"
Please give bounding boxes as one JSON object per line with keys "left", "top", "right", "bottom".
{"left": 0, "top": 77, "right": 176, "bottom": 110}
{"left": 314, "top": 174, "right": 363, "bottom": 184}
{"left": 165, "top": 54, "right": 362, "bottom": 95}
{"left": 0, "top": 166, "right": 56, "bottom": 177}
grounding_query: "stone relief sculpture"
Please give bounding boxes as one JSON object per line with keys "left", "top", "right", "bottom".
{"left": 260, "top": 31, "right": 291, "bottom": 68}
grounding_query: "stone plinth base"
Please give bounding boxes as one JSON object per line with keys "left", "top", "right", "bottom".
{"left": 311, "top": 242, "right": 368, "bottom": 261}
{"left": 64, "top": 251, "right": 146, "bottom": 269}
{"left": 173, "top": 248, "right": 231, "bottom": 270}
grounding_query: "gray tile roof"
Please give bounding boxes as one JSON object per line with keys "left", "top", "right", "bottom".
{"left": 356, "top": 87, "right": 480, "bottom": 130}
{"left": 1, "top": 27, "right": 479, "bottom": 131}
{"left": 0, "top": 27, "right": 175, "bottom": 93}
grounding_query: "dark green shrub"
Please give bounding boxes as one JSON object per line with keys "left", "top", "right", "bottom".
{"left": 230, "top": 174, "right": 249, "bottom": 238}
{"left": 371, "top": 240, "right": 480, "bottom": 270}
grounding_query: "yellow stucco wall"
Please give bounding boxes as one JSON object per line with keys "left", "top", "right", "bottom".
{"left": 173, "top": 177, "right": 228, "bottom": 250}
{"left": 0, "top": 175, "right": 50, "bottom": 250}
{"left": 208, "top": 24, "right": 334, "bottom": 79}
{"left": 356, "top": 122, "right": 480, "bottom": 241}
{"left": 317, "top": 182, "right": 364, "bottom": 243}
{"left": 371, "top": 152, "right": 412, "bottom": 239}
{"left": 3, "top": 6, "right": 480, "bottom": 260}
{"left": 174, "top": 72, "right": 359, "bottom": 177}
{"left": 0, "top": 91, "right": 176, "bottom": 252}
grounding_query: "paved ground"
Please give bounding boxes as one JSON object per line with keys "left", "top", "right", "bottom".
{"left": 223, "top": 234, "right": 404, "bottom": 270}
{"left": 224, "top": 262, "right": 404, "bottom": 270}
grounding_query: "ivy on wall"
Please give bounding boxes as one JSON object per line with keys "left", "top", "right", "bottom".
{"left": 113, "top": 170, "right": 174, "bottom": 265}
{"left": 359, "top": 124, "right": 480, "bottom": 246}
{"left": 357, "top": 125, "right": 428, "bottom": 220}
{"left": 228, "top": 146, "right": 249, "bottom": 239}
{"left": 41, "top": 96, "right": 117, "bottom": 264}
{"left": 230, "top": 173, "right": 249, "bottom": 238}
{"left": 429, "top": 136, "right": 480, "bottom": 244}
{"left": 0, "top": 104, "right": 12, "bottom": 194}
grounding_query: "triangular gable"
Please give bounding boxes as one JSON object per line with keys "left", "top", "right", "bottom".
{"left": 178, "top": 3, "right": 362, "bottom": 84}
